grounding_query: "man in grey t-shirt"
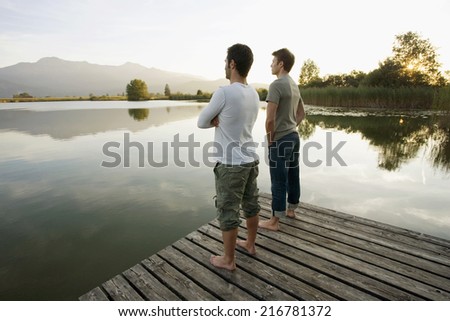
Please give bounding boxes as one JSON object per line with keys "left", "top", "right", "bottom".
{"left": 259, "top": 48, "right": 305, "bottom": 231}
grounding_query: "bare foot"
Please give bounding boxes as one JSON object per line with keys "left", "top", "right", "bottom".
{"left": 236, "top": 239, "right": 256, "bottom": 255}
{"left": 286, "top": 209, "right": 296, "bottom": 218}
{"left": 210, "top": 255, "right": 236, "bottom": 271}
{"left": 258, "top": 217, "right": 279, "bottom": 231}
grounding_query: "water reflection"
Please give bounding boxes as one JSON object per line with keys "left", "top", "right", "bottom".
{"left": 1, "top": 103, "right": 449, "bottom": 300}
{"left": 300, "top": 113, "right": 450, "bottom": 172}
{"left": 0, "top": 104, "right": 203, "bottom": 140}
{"left": 128, "top": 109, "right": 150, "bottom": 121}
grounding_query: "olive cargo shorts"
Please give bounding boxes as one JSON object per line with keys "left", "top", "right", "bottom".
{"left": 213, "top": 160, "right": 260, "bottom": 231}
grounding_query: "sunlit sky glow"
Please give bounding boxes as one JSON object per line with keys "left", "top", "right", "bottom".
{"left": 0, "top": 0, "right": 449, "bottom": 84}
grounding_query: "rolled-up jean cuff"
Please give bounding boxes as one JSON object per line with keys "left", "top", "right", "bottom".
{"left": 288, "top": 203, "right": 299, "bottom": 210}
{"left": 273, "top": 210, "right": 285, "bottom": 218}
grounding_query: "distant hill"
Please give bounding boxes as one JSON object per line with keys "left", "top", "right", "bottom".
{"left": 0, "top": 57, "right": 268, "bottom": 97}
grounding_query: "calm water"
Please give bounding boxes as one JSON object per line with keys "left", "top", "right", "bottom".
{"left": 0, "top": 101, "right": 449, "bottom": 300}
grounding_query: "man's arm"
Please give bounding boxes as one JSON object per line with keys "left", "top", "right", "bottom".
{"left": 197, "top": 89, "right": 224, "bottom": 128}
{"left": 265, "top": 101, "right": 278, "bottom": 145}
{"left": 296, "top": 99, "right": 305, "bottom": 125}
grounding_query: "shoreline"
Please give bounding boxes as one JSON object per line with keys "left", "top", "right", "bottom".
{"left": 0, "top": 96, "right": 213, "bottom": 104}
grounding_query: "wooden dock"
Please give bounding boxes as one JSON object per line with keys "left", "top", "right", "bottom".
{"left": 79, "top": 193, "right": 450, "bottom": 301}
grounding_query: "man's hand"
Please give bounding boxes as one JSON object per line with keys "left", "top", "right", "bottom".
{"left": 211, "top": 116, "right": 219, "bottom": 127}
{"left": 266, "top": 133, "right": 273, "bottom": 147}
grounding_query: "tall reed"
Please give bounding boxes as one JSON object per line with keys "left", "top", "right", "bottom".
{"left": 300, "top": 86, "right": 447, "bottom": 109}
{"left": 431, "top": 86, "right": 450, "bottom": 111}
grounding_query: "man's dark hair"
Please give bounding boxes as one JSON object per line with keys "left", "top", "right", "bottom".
{"left": 227, "top": 44, "right": 254, "bottom": 77}
{"left": 272, "top": 48, "right": 295, "bottom": 72}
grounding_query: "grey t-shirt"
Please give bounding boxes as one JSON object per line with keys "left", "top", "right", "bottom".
{"left": 266, "top": 75, "right": 302, "bottom": 141}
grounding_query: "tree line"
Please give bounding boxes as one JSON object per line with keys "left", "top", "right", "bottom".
{"left": 126, "top": 80, "right": 213, "bottom": 101}
{"left": 126, "top": 81, "right": 269, "bottom": 102}
{"left": 299, "top": 31, "right": 448, "bottom": 89}
{"left": 126, "top": 32, "right": 449, "bottom": 109}
{"left": 297, "top": 32, "right": 450, "bottom": 109}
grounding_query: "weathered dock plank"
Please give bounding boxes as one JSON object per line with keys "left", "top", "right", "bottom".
{"left": 259, "top": 195, "right": 450, "bottom": 263}
{"left": 255, "top": 219, "right": 448, "bottom": 300}
{"left": 196, "top": 224, "right": 372, "bottom": 300}
{"left": 158, "top": 246, "right": 256, "bottom": 301}
{"left": 78, "top": 286, "right": 109, "bottom": 301}
{"left": 122, "top": 264, "right": 181, "bottom": 301}
{"left": 258, "top": 204, "right": 450, "bottom": 292}
{"left": 269, "top": 203, "right": 450, "bottom": 277}
{"left": 80, "top": 194, "right": 450, "bottom": 301}
{"left": 209, "top": 220, "right": 421, "bottom": 300}
{"left": 298, "top": 200, "right": 450, "bottom": 251}
{"left": 102, "top": 275, "right": 144, "bottom": 301}
{"left": 173, "top": 237, "right": 297, "bottom": 301}
{"left": 141, "top": 255, "right": 216, "bottom": 301}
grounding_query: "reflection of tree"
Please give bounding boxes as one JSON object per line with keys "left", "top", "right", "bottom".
{"left": 377, "top": 127, "right": 426, "bottom": 171}
{"left": 298, "top": 119, "right": 316, "bottom": 140}
{"left": 429, "top": 116, "right": 450, "bottom": 172}
{"left": 306, "top": 114, "right": 450, "bottom": 172}
{"left": 128, "top": 109, "right": 150, "bottom": 121}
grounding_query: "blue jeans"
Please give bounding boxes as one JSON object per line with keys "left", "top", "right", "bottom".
{"left": 269, "top": 132, "right": 300, "bottom": 218}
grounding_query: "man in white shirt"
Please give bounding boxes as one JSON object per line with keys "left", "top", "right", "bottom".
{"left": 198, "top": 44, "right": 260, "bottom": 271}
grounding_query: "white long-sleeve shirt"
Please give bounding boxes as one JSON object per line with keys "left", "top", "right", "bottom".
{"left": 197, "top": 82, "right": 260, "bottom": 165}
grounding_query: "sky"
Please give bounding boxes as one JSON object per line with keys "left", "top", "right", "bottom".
{"left": 0, "top": 0, "right": 449, "bottom": 84}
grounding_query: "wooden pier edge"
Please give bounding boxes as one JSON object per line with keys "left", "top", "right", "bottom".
{"left": 79, "top": 193, "right": 450, "bottom": 301}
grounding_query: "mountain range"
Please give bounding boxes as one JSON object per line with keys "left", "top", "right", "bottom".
{"left": 0, "top": 57, "right": 267, "bottom": 97}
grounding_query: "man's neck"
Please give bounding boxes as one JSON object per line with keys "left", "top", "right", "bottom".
{"left": 230, "top": 75, "right": 247, "bottom": 85}
{"left": 277, "top": 70, "right": 289, "bottom": 79}
{"left": 229, "top": 72, "right": 247, "bottom": 85}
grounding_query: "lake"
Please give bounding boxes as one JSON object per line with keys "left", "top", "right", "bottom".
{"left": 0, "top": 100, "right": 449, "bottom": 300}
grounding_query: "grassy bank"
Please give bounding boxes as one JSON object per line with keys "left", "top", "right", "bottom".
{"left": 300, "top": 86, "right": 450, "bottom": 110}
{"left": 0, "top": 95, "right": 212, "bottom": 103}
{"left": 0, "top": 95, "right": 128, "bottom": 103}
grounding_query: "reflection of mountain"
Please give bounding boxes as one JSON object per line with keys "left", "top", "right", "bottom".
{"left": 0, "top": 105, "right": 203, "bottom": 140}
{"left": 301, "top": 114, "right": 450, "bottom": 172}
